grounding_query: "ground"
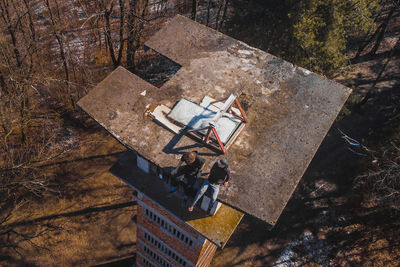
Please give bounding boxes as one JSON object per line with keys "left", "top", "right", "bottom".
{"left": 1, "top": 130, "right": 136, "bottom": 267}
{"left": 1, "top": 9, "right": 400, "bottom": 267}
{"left": 3, "top": 48, "right": 399, "bottom": 266}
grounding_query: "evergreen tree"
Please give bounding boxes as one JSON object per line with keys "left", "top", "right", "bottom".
{"left": 292, "top": 0, "right": 379, "bottom": 75}
{"left": 227, "top": 0, "right": 380, "bottom": 76}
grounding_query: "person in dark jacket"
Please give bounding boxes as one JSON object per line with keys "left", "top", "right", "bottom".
{"left": 188, "top": 159, "right": 231, "bottom": 214}
{"left": 169, "top": 151, "right": 205, "bottom": 198}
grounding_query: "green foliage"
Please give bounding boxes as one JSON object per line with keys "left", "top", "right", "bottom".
{"left": 292, "top": 0, "right": 379, "bottom": 75}
{"left": 226, "top": 0, "right": 380, "bottom": 76}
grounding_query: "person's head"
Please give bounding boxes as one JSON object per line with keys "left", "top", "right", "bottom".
{"left": 217, "top": 158, "right": 228, "bottom": 168}
{"left": 182, "top": 152, "right": 196, "bottom": 164}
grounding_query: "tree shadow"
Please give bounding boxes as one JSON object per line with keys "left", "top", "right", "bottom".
{"left": 162, "top": 130, "right": 220, "bottom": 157}
{"left": 32, "top": 151, "right": 124, "bottom": 169}
{"left": 4, "top": 201, "right": 137, "bottom": 228}
{"left": 91, "top": 255, "right": 136, "bottom": 267}
{"left": 351, "top": 50, "right": 391, "bottom": 64}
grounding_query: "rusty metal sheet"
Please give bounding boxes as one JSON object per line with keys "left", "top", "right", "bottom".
{"left": 78, "top": 15, "right": 352, "bottom": 225}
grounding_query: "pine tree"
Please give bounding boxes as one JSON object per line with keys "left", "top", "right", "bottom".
{"left": 292, "top": 0, "right": 379, "bottom": 75}
{"left": 227, "top": 0, "right": 380, "bottom": 76}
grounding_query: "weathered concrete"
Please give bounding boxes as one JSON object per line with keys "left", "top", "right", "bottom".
{"left": 78, "top": 15, "right": 352, "bottom": 225}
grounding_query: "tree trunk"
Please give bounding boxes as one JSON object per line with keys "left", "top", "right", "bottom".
{"left": 102, "top": 0, "right": 125, "bottom": 68}
{"left": 206, "top": 0, "right": 212, "bottom": 26}
{"left": 44, "top": 0, "right": 74, "bottom": 108}
{"left": 22, "top": 0, "right": 36, "bottom": 44}
{"left": 191, "top": 0, "right": 198, "bottom": 21}
{"left": 369, "top": 6, "right": 395, "bottom": 56}
{"left": 103, "top": 1, "right": 118, "bottom": 67}
{"left": 116, "top": 0, "right": 125, "bottom": 66}
{"left": 218, "top": 0, "right": 229, "bottom": 30}
{"left": 126, "top": 0, "right": 137, "bottom": 72}
{"left": 355, "top": 24, "right": 381, "bottom": 58}
{"left": 358, "top": 38, "right": 400, "bottom": 106}
{"left": 215, "top": 0, "right": 224, "bottom": 30}
{"left": 126, "top": 0, "right": 148, "bottom": 72}
{"left": 0, "top": 71, "right": 7, "bottom": 95}
{"left": 0, "top": 0, "right": 22, "bottom": 67}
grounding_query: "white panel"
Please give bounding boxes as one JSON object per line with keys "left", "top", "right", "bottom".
{"left": 200, "top": 196, "right": 221, "bottom": 215}
{"left": 168, "top": 98, "right": 241, "bottom": 143}
{"left": 200, "top": 195, "right": 210, "bottom": 211}
{"left": 137, "top": 155, "right": 150, "bottom": 173}
{"left": 210, "top": 202, "right": 222, "bottom": 215}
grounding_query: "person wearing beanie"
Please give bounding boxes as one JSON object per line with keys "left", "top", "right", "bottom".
{"left": 188, "top": 158, "right": 231, "bottom": 215}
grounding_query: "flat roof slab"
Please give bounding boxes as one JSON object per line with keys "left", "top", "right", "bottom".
{"left": 78, "top": 15, "right": 351, "bottom": 225}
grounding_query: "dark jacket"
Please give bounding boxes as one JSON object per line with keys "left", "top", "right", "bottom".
{"left": 181, "top": 152, "right": 205, "bottom": 177}
{"left": 208, "top": 162, "right": 231, "bottom": 185}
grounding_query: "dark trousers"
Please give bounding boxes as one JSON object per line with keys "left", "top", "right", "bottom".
{"left": 171, "top": 166, "right": 198, "bottom": 196}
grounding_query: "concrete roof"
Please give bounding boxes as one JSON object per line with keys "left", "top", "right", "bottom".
{"left": 77, "top": 15, "right": 351, "bottom": 225}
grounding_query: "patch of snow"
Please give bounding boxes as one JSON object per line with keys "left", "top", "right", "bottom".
{"left": 214, "top": 85, "right": 225, "bottom": 94}
{"left": 238, "top": 50, "right": 252, "bottom": 55}
{"left": 274, "top": 231, "right": 332, "bottom": 267}
{"left": 148, "top": 0, "right": 167, "bottom": 13}
{"left": 139, "top": 141, "right": 147, "bottom": 147}
{"left": 33, "top": 2, "right": 45, "bottom": 21}
{"left": 298, "top": 67, "right": 311, "bottom": 76}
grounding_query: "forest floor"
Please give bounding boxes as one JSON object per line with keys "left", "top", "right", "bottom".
{"left": 1, "top": 128, "right": 138, "bottom": 266}
{"left": 2, "top": 20, "right": 400, "bottom": 267}
{"left": 212, "top": 37, "right": 400, "bottom": 266}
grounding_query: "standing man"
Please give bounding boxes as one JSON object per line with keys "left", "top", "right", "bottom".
{"left": 169, "top": 151, "right": 205, "bottom": 198}
{"left": 188, "top": 159, "right": 231, "bottom": 215}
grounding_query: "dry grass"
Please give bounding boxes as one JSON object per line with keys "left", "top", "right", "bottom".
{"left": 1, "top": 131, "right": 137, "bottom": 267}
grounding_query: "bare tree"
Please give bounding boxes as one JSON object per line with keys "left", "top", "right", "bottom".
{"left": 355, "top": 2, "right": 398, "bottom": 58}
{"left": 355, "top": 143, "right": 400, "bottom": 213}
{"left": 219, "top": 0, "right": 229, "bottom": 30}
{"left": 369, "top": 5, "right": 396, "bottom": 56}
{"left": 191, "top": 0, "right": 198, "bottom": 21}
{"left": 358, "top": 38, "right": 400, "bottom": 106}
{"left": 43, "top": 0, "right": 75, "bottom": 108}
{"left": 100, "top": 0, "right": 125, "bottom": 68}
{"left": 206, "top": 0, "right": 212, "bottom": 26}
{"left": 126, "top": 0, "right": 148, "bottom": 72}
{"left": 0, "top": 0, "right": 23, "bottom": 67}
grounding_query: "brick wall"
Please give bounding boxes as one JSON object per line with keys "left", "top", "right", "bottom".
{"left": 135, "top": 187, "right": 220, "bottom": 267}
{"left": 196, "top": 240, "right": 217, "bottom": 267}
{"left": 136, "top": 243, "right": 148, "bottom": 266}
{"left": 137, "top": 204, "right": 202, "bottom": 264}
{"left": 141, "top": 195, "right": 200, "bottom": 238}
{"left": 137, "top": 227, "right": 195, "bottom": 267}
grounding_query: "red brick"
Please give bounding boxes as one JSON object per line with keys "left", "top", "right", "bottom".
{"left": 136, "top": 195, "right": 218, "bottom": 266}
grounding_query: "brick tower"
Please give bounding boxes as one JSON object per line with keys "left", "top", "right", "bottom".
{"left": 110, "top": 151, "right": 243, "bottom": 267}
{"left": 78, "top": 15, "right": 351, "bottom": 267}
